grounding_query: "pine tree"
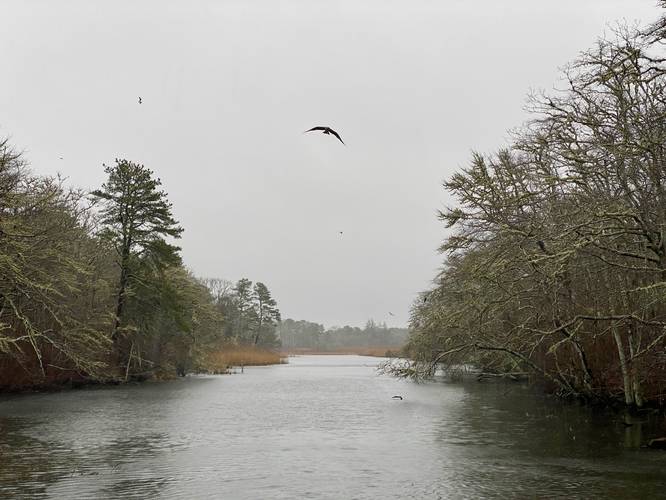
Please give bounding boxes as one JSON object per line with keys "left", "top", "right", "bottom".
{"left": 233, "top": 278, "right": 254, "bottom": 342}
{"left": 91, "top": 159, "right": 183, "bottom": 361}
{"left": 252, "top": 282, "right": 281, "bottom": 347}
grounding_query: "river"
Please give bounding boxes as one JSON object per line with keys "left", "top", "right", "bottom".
{"left": 1, "top": 355, "right": 665, "bottom": 499}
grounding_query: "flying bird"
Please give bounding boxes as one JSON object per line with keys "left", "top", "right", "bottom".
{"left": 304, "top": 126, "right": 345, "bottom": 145}
{"left": 388, "top": 312, "right": 395, "bottom": 316}
{"left": 138, "top": 97, "right": 142, "bottom": 104}
{"left": 392, "top": 395, "right": 403, "bottom": 400}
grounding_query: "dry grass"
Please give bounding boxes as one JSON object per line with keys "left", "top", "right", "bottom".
{"left": 202, "top": 345, "right": 286, "bottom": 373}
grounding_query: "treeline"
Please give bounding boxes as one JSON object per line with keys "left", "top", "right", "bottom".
{"left": 0, "top": 145, "right": 281, "bottom": 389}
{"left": 280, "top": 318, "right": 407, "bottom": 351}
{"left": 396, "top": 9, "right": 666, "bottom": 407}
{"left": 201, "top": 277, "right": 281, "bottom": 348}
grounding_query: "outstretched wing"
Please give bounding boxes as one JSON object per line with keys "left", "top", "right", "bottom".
{"left": 304, "top": 126, "right": 327, "bottom": 133}
{"left": 328, "top": 128, "right": 345, "bottom": 145}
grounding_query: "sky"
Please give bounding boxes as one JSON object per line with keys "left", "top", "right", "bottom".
{"left": 1, "top": 0, "right": 661, "bottom": 328}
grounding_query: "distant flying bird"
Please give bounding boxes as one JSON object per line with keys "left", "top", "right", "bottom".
{"left": 388, "top": 312, "right": 395, "bottom": 316}
{"left": 304, "top": 126, "right": 345, "bottom": 145}
{"left": 339, "top": 231, "right": 343, "bottom": 236}
{"left": 58, "top": 157, "right": 63, "bottom": 160}
{"left": 138, "top": 97, "right": 142, "bottom": 104}
{"left": 392, "top": 395, "right": 403, "bottom": 400}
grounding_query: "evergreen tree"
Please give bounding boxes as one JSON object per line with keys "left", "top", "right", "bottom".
{"left": 252, "top": 282, "right": 281, "bottom": 347}
{"left": 91, "top": 159, "right": 183, "bottom": 364}
{"left": 233, "top": 278, "right": 255, "bottom": 342}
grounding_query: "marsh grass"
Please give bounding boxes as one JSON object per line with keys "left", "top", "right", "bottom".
{"left": 202, "top": 345, "right": 286, "bottom": 373}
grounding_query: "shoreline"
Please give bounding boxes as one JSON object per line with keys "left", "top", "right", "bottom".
{"left": 282, "top": 347, "right": 403, "bottom": 358}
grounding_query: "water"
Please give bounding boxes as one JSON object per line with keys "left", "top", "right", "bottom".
{"left": 1, "top": 355, "right": 665, "bottom": 499}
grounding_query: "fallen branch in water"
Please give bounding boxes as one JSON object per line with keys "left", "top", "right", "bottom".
{"left": 477, "top": 372, "right": 530, "bottom": 381}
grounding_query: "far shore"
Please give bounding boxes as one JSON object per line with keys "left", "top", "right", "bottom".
{"left": 282, "top": 347, "right": 403, "bottom": 358}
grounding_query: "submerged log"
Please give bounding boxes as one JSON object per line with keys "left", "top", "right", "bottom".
{"left": 477, "top": 372, "right": 529, "bottom": 382}
{"left": 647, "top": 437, "right": 666, "bottom": 450}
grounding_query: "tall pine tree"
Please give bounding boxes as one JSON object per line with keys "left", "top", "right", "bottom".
{"left": 252, "top": 282, "right": 281, "bottom": 347}
{"left": 92, "top": 159, "right": 183, "bottom": 364}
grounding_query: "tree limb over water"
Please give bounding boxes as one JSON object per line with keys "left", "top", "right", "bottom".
{"left": 399, "top": 7, "right": 666, "bottom": 408}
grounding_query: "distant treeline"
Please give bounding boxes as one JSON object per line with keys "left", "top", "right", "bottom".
{"left": 391, "top": 7, "right": 666, "bottom": 408}
{"left": 279, "top": 318, "right": 407, "bottom": 351}
{"left": 201, "top": 277, "right": 281, "bottom": 349}
{"left": 0, "top": 144, "right": 281, "bottom": 390}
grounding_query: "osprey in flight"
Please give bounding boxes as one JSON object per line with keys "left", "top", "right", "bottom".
{"left": 304, "top": 126, "right": 345, "bottom": 145}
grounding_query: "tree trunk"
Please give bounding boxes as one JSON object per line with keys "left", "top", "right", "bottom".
{"left": 627, "top": 325, "right": 643, "bottom": 408}
{"left": 253, "top": 300, "right": 264, "bottom": 346}
{"left": 612, "top": 323, "right": 634, "bottom": 406}
{"left": 112, "top": 246, "right": 131, "bottom": 366}
{"left": 555, "top": 319, "right": 595, "bottom": 393}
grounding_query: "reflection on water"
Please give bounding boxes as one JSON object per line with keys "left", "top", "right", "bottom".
{"left": 1, "top": 355, "right": 665, "bottom": 499}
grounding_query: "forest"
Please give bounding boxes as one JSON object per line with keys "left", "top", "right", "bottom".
{"left": 0, "top": 151, "right": 282, "bottom": 389}
{"left": 279, "top": 318, "right": 407, "bottom": 353}
{"left": 0, "top": 141, "right": 403, "bottom": 389}
{"left": 392, "top": 11, "right": 666, "bottom": 408}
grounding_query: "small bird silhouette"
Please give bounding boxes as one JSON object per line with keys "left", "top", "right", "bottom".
{"left": 392, "top": 395, "right": 403, "bottom": 400}
{"left": 138, "top": 97, "right": 142, "bottom": 104}
{"left": 388, "top": 312, "right": 395, "bottom": 316}
{"left": 304, "top": 126, "right": 345, "bottom": 145}
{"left": 339, "top": 231, "right": 343, "bottom": 236}
{"left": 58, "top": 157, "right": 63, "bottom": 160}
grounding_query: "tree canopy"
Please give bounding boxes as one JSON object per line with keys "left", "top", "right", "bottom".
{"left": 0, "top": 151, "right": 236, "bottom": 388}
{"left": 391, "top": 16, "right": 666, "bottom": 407}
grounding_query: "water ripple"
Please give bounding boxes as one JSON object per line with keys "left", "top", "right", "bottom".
{"left": 1, "top": 356, "right": 665, "bottom": 499}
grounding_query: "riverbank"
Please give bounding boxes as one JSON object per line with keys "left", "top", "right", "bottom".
{"left": 0, "top": 346, "right": 286, "bottom": 394}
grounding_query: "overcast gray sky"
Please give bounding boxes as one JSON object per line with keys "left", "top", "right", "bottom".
{"left": 1, "top": 1, "right": 661, "bottom": 328}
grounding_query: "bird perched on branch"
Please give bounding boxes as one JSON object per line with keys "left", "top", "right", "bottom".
{"left": 304, "top": 126, "right": 345, "bottom": 145}
{"left": 537, "top": 240, "right": 549, "bottom": 254}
